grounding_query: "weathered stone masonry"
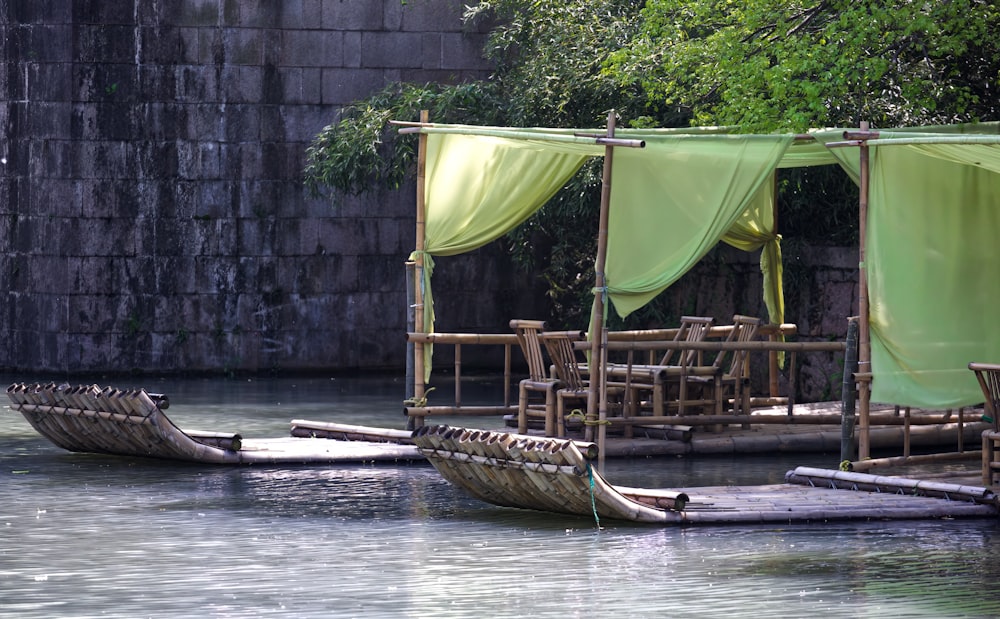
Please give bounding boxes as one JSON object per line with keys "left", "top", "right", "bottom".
{"left": 0, "top": 0, "right": 538, "bottom": 374}
{"left": 1, "top": 0, "right": 857, "bottom": 401}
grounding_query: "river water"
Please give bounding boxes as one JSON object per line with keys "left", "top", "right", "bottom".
{"left": 2, "top": 374, "right": 1000, "bottom": 618}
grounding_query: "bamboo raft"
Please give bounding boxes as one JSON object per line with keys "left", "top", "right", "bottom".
{"left": 5, "top": 383, "right": 421, "bottom": 464}
{"left": 411, "top": 425, "right": 999, "bottom": 524}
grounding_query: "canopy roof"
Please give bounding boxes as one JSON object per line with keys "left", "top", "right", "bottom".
{"left": 409, "top": 121, "right": 1000, "bottom": 409}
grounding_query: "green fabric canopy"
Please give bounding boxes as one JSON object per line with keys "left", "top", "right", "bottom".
{"left": 411, "top": 121, "right": 1000, "bottom": 409}
{"left": 604, "top": 134, "right": 794, "bottom": 317}
{"left": 867, "top": 138, "right": 1000, "bottom": 407}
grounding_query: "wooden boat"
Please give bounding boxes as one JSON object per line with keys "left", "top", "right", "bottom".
{"left": 5, "top": 382, "right": 420, "bottom": 464}
{"left": 411, "top": 425, "right": 999, "bottom": 524}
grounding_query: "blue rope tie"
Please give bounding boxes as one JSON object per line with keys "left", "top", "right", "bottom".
{"left": 586, "top": 463, "right": 601, "bottom": 529}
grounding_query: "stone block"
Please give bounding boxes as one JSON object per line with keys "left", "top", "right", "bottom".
{"left": 27, "top": 63, "right": 73, "bottom": 102}
{"left": 320, "top": 67, "right": 385, "bottom": 106}
{"left": 10, "top": 2, "right": 72, "bottom": 23}
{"left": 222, "top": 106, "right": 262, "bottom": 143}
{"left": 73, "top": 0, "right": 141, "bottom": 26}
{"left": 69, "top": 293, "right": 118, "bottom": 333}
{"left": 175, "top": 65, "right": 220, "bottom": 103}
{"left": 138, "top": 26, "right": 183, "bottom": 64}
{"left": 360, "top": 31, "right": 423, "bottom": 69}
{"left": 279, "top": 0, "right": 323, "bottom": 30}
{"left": 161, "top": 1, "right": 220, "bottom": 28}
{"left": 322, "top": 1, "right": 383, "bottom": 31}
{"left": 14, "top": 25, "right": 74, "bottom": 63}
{"left": 441, "top": 32, "right": 490, "bottom": 70}
{"left": 134, "top": 103, "right": 181, "bottom": 141}
{"left": 399, "top": 0, "right": 464, "bottom": 32}
{"left": 273, "top": 103, "right": 328, "bottom": 142}
{"left": 357, "top": 255, "right": 403, "bottom": 293}
{"left": 75, "top": 24, "right": 137, "bottom": 63}
{"left": 226, "top": 28, "right": 263, "bottom": 65}
{"left": 281, "top": 30, "right": 343, "bottom": 67}
{"left": 343, "top": 32, "right": 361, "bottom": 68}
{"left": 184, "top": 103, "right": 225, "bottom": 141}
{"left": 28, "top": 138, "right": 73, "bottom": 179}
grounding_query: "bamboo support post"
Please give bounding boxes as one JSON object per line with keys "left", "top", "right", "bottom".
{"left": 857, "top": 120, "right": 872, "bottom": 461}
{"left": 586, "top": 110, "right": 617, "bottom": 465}
{"left": 983, "top": 431, "right": 1000, "bottom": 487}
{"left": 840, "top": 317, "right": 859, "bottom": 463}
{"left": 904, "top": 407, "right": 911, "bottom": 457}
{"left": 405, "top": 260, "right": 416, "bottom": 429}
{"left": 454, "top": 344, "right": 462, "bottom": 407}
{"left": 411, "top": 109, "right": 429, "bottom": 429}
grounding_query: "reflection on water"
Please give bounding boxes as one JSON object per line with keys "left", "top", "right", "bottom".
{"left": 2, "top": 374, "right": 1000, "bottom": 618}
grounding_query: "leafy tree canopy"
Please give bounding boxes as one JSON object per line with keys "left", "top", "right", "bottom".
{"left": 609, "top": 0, "right": 1000, "bottom": 130}
{"left": 305, "top": 0, "right": 1000, "bottom": 327}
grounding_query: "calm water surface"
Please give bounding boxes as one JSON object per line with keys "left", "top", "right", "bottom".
{"left": 2, "top": 374, "right": 1000, "bottom": 618}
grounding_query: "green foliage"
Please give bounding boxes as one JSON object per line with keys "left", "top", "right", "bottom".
{"left": 304, "top": 82, "right": 501, "bottom": 197}
{"left": 608, "top": 0, "right": 1000, "bottom": 130}
{"left": 304, "top": 0, "right": 1000, "bottom": 326}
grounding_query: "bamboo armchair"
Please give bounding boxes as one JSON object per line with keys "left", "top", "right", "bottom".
{"left": 968, "top": 362, "right": 1000, "bottom": 486}
{"left": 691, "top": 314, "right": 763, "bottom": 416}
{"left": 541, "top": 331, "right": 624, "bottom": 437}
{"left": 609, "top": 316, "right": 717, "bottom": 417}
{"left": 510, "top": 319, "right": 559, "bottom": 436}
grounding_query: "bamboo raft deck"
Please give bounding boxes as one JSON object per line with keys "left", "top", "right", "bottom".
{"left": 5, "top": 383, "right": 421, "bottom": 464}
{"left": 411, "top": 425, "right": 999, "bottom": 524}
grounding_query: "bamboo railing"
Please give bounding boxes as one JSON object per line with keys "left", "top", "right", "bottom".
{"left": 404, "top": 323, "right": 822, "bottom": 423}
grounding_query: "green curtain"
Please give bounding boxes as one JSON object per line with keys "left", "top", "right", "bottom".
{"left": 604, "top": 135, "right": 794, "bottom": 318}
{"left": 414, "top": 131, "right": 594, "bottom": 380}
{"left": 721, "top": 178, "right": 783, "bottom": 328}
{"left": 867, "top": 143, "right": 1000, "bottom": 407}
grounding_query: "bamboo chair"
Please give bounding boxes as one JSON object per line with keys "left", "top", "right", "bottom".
{"left": 510, "top": 319, "right": 559, "bottom": 436}
{"left": 619, "top": 316, "right": 716, "bottom": 418}
{"left": 968, "top": 362, "right": 1000, "bottom": 486}
{"left": 693, "top": 314, "right": 763, "bottom": 416}
{"left": 541, "top": 331, "right": 624, "bottom": 437}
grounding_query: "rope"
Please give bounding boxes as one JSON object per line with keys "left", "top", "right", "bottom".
{"left": 403, "top": 386, "right": 435, "bottom": 408}
{"left": 586, "top": 463, "right": 602, "bottom": 529}
{"left": 567, "top": 410, "right": 611, "bottom": 426}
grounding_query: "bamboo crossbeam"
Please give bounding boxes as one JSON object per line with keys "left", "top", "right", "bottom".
{"left": 404, "top": 405, "right": 518, "bottom": 417}
{"left": 599, "top": 412, "right": 986, "bottom": 427}
{"left": 600, "top": 340, "right": 845, "bottom": 352}
{"left": 406, "top": 332, "right": 517, "bottom": 345}
{"left": 289, "top": 419, "right": 415, "bottom": 443}
{"left": 606, "top": 323, "right": 797, "bottom": 341}
{"left": 404, "top": 325, "right": 799, "bottom": 346}
{"left": 786, "top": 466, "right": 995, "bottom": 503}
{"left": 850, "top": 451, "right": 980, "bottom": 472}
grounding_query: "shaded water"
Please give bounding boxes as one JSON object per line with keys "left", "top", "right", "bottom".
{"left": 2, "top": 374, "right": 1000, "bottom": 618}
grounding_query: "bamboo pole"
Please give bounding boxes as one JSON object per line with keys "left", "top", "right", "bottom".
{"left": 601, "top": 339, "right": 845, "bottom": 352}
{"left": 405, "top": 260, "right": 416, "bottom": 429}
{"left": 587, "top": 110, "right": 616, "bottom": 468}
{"left": 857, "top": 120, "right": 872, "bottom": 460}
{"left": 412, "top": 109, "right": 429, "bottom": 428}
{"left": 840, "top": 317, "right": 859, "bottom": 462}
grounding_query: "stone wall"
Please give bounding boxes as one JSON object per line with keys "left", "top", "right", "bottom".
{"left": 0, "top": 0, "right": 541, "bottom": 375}
{"left": 0, "top": 0, "right": 859, "bottom": 401}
